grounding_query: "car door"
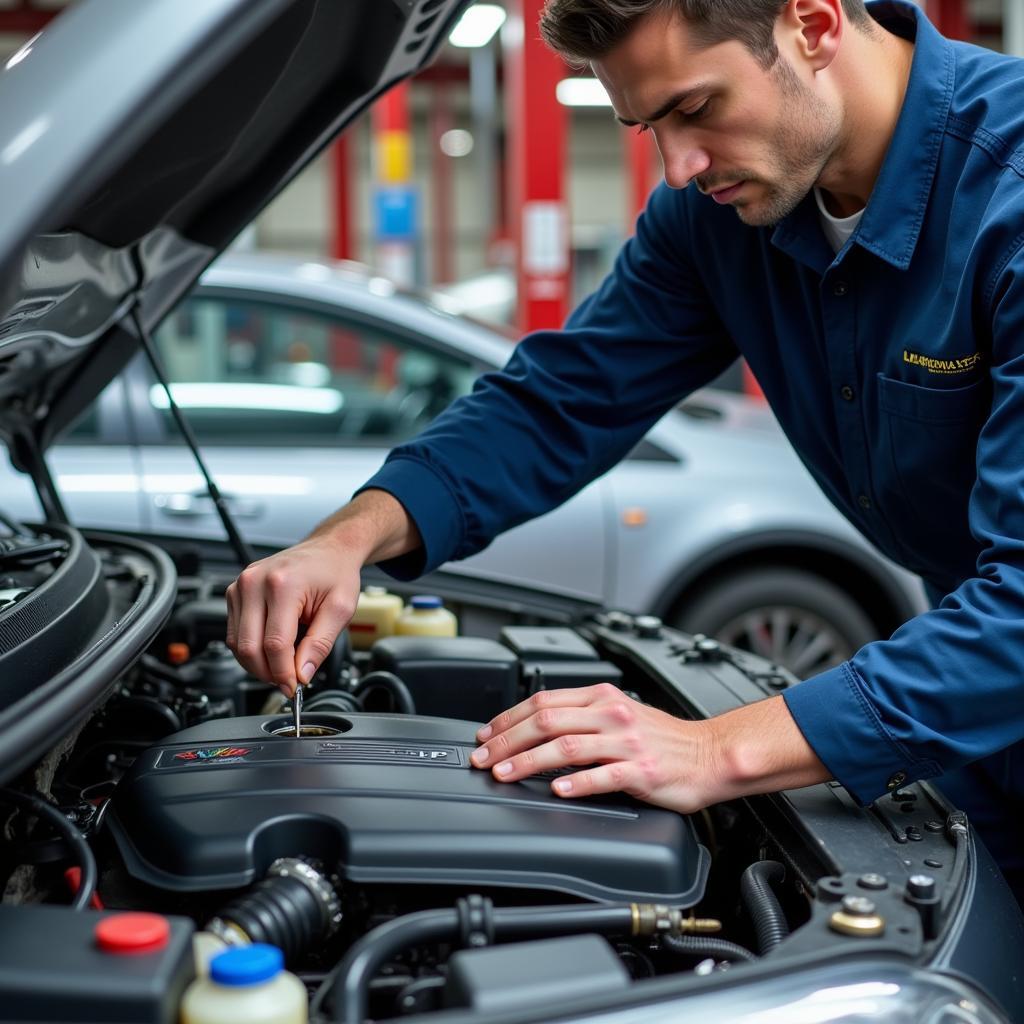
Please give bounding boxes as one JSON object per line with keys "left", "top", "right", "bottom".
{"left": 0, "top": 376, "right": 146, "bottom": 531}
{"left": 130, "top": 286, "right": 608, "bottom": 601}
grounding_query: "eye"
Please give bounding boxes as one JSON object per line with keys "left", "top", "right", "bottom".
{"left": 681, "top": 99, "right": 711, "bottom": 121}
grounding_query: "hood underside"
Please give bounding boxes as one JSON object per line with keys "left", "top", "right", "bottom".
{"left": 0, "top": 0, "right": 467, "bottom": 460}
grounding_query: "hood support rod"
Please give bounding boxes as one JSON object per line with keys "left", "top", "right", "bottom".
{"left": 129, "top": 305, "right": 256, "bottom": 570}
{"left": 8, "top": 429, "right": 68, "bottom": 525}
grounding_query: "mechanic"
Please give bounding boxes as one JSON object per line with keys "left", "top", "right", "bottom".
{"left": 227, "top": 0, "right": 1024, "bottom": 904}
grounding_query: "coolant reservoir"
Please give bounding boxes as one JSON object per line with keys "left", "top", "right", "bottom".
{"left": 180, "top": 944, "right": 306, "bottom": 1024}
{"left": 394, "top": 595, "right": 458, "bottom": 637}
{"left": 191, "top": 931, "right": 228, "bottom": 977}
{"left": 348, "top": 586, "right": 404, "bottom": 650}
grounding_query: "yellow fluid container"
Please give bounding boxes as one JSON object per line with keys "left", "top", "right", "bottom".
{"left": 180, "top": 944, "right": 306, "bottom": 1024}
{"left": 348, "top": 586, "right": 404, "bottom": 650}
{"left": 394, "top": 595, "right": 458, "bottom": 637}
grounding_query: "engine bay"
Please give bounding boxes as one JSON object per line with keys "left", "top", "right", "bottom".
{"left": 0, "top": 525, "right": 966, "bottom": 1023}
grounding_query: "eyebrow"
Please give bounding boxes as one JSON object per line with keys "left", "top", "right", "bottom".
{"left": 614, "top": 84, "right": 713, "bottom": 127}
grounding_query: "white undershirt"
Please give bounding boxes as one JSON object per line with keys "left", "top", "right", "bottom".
{"left": 814, "top": 187, "right": 865, "bottom": 254}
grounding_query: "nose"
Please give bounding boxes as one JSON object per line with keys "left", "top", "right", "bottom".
{"left": 656, "top": 130, "right": 712, "bottom": 190}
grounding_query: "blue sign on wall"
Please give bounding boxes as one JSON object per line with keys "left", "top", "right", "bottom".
{"left": 374, "top": 187, "right": 419, "bottom": 241}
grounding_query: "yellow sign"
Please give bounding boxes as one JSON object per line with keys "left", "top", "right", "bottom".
{"left": 377, "top": 131, "right": 411, "bottom": 184}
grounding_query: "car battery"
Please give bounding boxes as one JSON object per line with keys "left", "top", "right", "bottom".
{"left": 0, "top": 905, "right": 194, "bottom": 1022}
{"left": 369, "top": 636, "right": 519, "bottom": 720}
{"left": 500, "top": 626, "right": 600, "bottom": 661}
{"left": 521, "top": 659, "right": 623, "bottom": 694}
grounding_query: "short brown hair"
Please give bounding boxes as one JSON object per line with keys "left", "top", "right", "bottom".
{"left": 540, "top": 0, "right": 872, "bottom": 68}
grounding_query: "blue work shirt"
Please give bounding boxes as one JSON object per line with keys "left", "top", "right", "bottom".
{"left": 361, "top": 1, "right": 1024, "bottom": 806}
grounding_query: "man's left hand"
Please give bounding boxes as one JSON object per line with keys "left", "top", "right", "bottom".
{"left": 469, "top": 683, "right": 831, "bottom": 813}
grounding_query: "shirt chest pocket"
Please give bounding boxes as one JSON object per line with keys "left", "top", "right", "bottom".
{"left": 875, "top": 373, "right": 991, "bottom": 562}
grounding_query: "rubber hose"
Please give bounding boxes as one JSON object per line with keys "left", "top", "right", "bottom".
{"left": 328, "top": 909, "right": 458, "bottom": 1022}
{"left": 0, "top": 789, "right": 97, "bottom": 912}
{"left": 492, "top": 904, "right": 634, "bottom": 938}
{"left": 353, "top": 670, "right": 417, "bottom": 715}
{"left": 304, "top": 690, "right": 361, "bottom": 714}
{"left": 213, "top": 875, "right": 324, "bottom": 964}
{"left": 662, "top": 933, "right": 757, "bottom": 963}
{"left": 329, "top": 902, "right": 637, "bottom": 1023}
{"left": 740, "top": 860, "right": 789, "bottom": 954}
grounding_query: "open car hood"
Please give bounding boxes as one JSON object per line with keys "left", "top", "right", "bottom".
{"left": 0, "top": 0, "right": 466, "bottom": 472}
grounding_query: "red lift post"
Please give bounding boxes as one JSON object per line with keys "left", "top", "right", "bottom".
{"left": 329, "top": 135, "right": 354, "bottom": 262}
{"left": 624, "top": 127, "right": 657, "bottom": 229}
{"left": 930, "top": 0, "right": 971, "bottom": 40}
{"left": 504, "top": 0, "right": 570, "bottom": 332}
{"left": 0, "top": 1, "right": 58, "bottom": 34}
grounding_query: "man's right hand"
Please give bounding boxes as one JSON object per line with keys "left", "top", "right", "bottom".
{"left": 225, "top": 489, "right": 421, "bottom": 697}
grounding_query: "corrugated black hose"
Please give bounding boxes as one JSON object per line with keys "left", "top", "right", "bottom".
{"left": 0, "top": 789, "right": 97, "bottom": 912}
{"left": 740, "top": 860, "right": 789, "bottom": 954}
{"left": 661, "top": 933, "right": 757, "bottom": 962}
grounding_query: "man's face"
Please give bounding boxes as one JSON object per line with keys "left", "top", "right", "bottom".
{"left": 593, "top": 9, "right": 841, "bottom": 226}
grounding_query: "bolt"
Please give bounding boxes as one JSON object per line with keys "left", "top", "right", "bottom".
{"left": 858, "top": 873, "right": 888, "bottom": 891}
{"left": 816, "top": 876, "right": 846, "bottom": 902}
{"left": 694, "top": 636, "right": 724, "bottom": 661}
{"left": 905, "top": 826, "right": 923, "bottom": 841}
{"left": 924, "top": 820, "right": 944, "bottom": 833}
{"left": 924, "top": 859, "right": 943, "bottom": 869}
{"left": 907, "top": 874, "right": 936, "bottom": 899}
{"left": 634, "top": 615, "right": 663, "bottom": 639}
{"left": 842, "top": 895, "right": 876, "bottom": 916}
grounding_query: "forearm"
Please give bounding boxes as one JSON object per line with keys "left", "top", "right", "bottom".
{"left": 708, "top": 695, "right": 831, "bottom": 802}
{"left": 308, "top": 488, "right": 422, "bottom": 567}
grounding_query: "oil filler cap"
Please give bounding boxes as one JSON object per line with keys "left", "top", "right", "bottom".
{"left": 210, "top": 944, "right": 283, "bottom": 986}
{"left": 95, "top": 912, "right": 170, "bottom": 955}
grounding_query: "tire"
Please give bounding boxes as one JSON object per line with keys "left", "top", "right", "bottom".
{"left": 671, "top": 567, "right": 878, "bottom": 679}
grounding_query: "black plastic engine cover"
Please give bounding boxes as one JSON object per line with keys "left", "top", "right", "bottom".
{"left": 108, "top": 712, "right": 708, "bottom": 905}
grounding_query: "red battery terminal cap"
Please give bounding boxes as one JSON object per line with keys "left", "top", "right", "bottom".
{"left": 95, "top": 912, "right": 170, "bottom": 954}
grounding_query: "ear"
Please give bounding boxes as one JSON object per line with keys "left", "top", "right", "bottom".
{"left": 778, "top": 0, "right": 842, "bottom": 73}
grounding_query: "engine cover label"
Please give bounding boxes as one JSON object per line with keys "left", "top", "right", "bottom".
{"left": 159, "top": 745, "right": 260, "bottom": 766}
{"left": 315, "top": 741, "right": 464, "bottom": 766}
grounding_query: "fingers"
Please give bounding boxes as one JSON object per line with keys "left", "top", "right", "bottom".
{"left": 475, "top": 732, "right": 622, "bottom": 784}
{"left": 471, "top": 706, "right": 601, "bottom": 770}
{"left": 229, "top": 570, "right": 273, "bottom": 682}
{"left": 475, "top": 683, "right": 624, "bottom": 743}
{"left": 225, "top": 581, "right": 239, "bottom": 651}
{"left": 550, "top": 762, "right": 652, "bottom": 802}
{"left": 262, "top": 580, "right": 305, "bottom": 697}
{"left": 294, "top": 598, "right": 352, "bottom": 687}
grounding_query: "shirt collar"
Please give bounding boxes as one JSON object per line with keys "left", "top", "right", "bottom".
{"left": 772, "top": 0, "right": 955, "bottom": 272}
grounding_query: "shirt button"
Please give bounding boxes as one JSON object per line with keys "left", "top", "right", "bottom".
{"left": 833, "top": 281, "right": 848, "bottom": 297}
{"left": 840, "top": 385, "right": 855, "bottom": 401}
{"left": 858, "top": 494, "right": 872, "bottom": 510}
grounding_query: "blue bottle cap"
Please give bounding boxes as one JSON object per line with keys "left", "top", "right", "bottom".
{"left": 410, "top": 595, "right": 442, "bottom": 609}
{"left": 210, "top": 944, "right": 283, "bottom": 986}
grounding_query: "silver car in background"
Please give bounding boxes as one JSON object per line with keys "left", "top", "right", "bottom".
{"left": 1, "top": 251, "right": 925, "bottom": 677}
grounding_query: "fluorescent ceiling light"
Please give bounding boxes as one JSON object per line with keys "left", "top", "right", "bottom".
{"left": 448, "top": 4, "right": 506, "bottom": 48}
{"left": 149, "top": 383, "right": 343, "bottom": 414}
{"left": 556, "top": 78, "right": 612, "bottom": 107}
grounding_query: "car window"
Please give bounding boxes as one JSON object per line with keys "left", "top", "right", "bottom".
{"left": 60, "top": 405, "right": 101, "bottom": 442}
{"left": 151, "top": 295, "right": 477, "bottom": 445}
